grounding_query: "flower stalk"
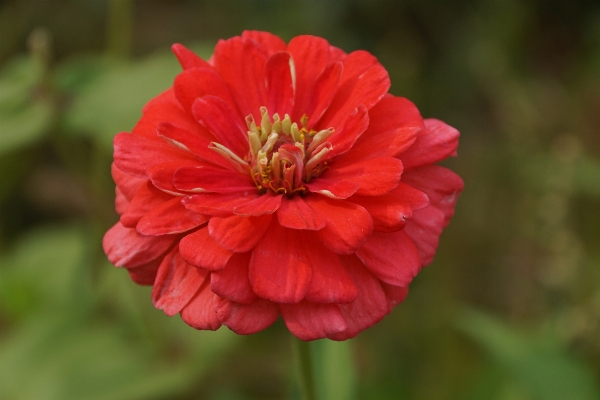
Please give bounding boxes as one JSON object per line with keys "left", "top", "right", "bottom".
{"left": 294, "top": 337, "right": 317, "bottom": 400}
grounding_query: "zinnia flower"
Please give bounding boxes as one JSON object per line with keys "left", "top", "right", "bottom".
{"left": 103, "top": 31, "right": 463, "bottom": 341}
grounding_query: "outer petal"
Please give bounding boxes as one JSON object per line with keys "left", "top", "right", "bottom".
{"left": 103, "top": 222, "right": 173, "bottom": 268}
{"left": 180, "top": 282, "right": 221, "bottom": 330}
{"left": 152, "top": 248, "right": 208, "bottom": 316}
{"left": 172, "top": 43, "right": 212, "bottom": 70}
{"left": 111, "top": 163, "right": 145, "bottom": 202}
{"left": 306, "top": 195, "right": 373, "bottom": 255}
{"left": 305, "top": 179, "right": 359, "bottom": 199}
{"left": 183, "top": 192, "right": 282, "bottom": 217}
{"left": 265, "top": 51, "right": 294, "bottom": 116}
{"left": 287, "top": 35, "right": 332, "bottom": 122}
{"left": 318, "top": 50, "right": 390, "bottom": 128}
{"left": 137, "top": 197, "right": 208, "bottom": 236}
{"left": 120, "top": 181, "right": 173, "bottom": 227}
{"left": 127, "top": 259, "right": 161, "bottom": 285}
{"left": 381, "top": 283, "right": 409, "bottom": 314}
{"left": 281, "top": 302, "right": 347, "bottom": 341}
{"left": 356, "top": 230, "right": 421, "bottom": 287}
{"left": 328, "top": 255, "right": 388, "bottom": 340}
{"left": 216, "top": 298, "right": 280, "bottom": 335}
{"left": 345, "top": 96, "right": 423, "bottom": 161}
{"left": 179, "top": 228, "right": 233, "bottom": 271}
{"left": 323, "top": 157, "right": 403, "bottom": 197}
{"left": 174, "top": 68, "right": 238, "bottom": 117}
{"left": 114, "top": 132, "right": 198, "bottom": 178}
{"left": 242, "top": 30, "right": 287, "bottom": 54}
{"left": 147, "top": 160, "right": 204, "bottom": 195}
{"left": 350, "top": 182, "right": 429, "bottom": 232}
{"left": 401, "top": 165, "right": 464, "bottom": 225}
{"left": 214, "top": 36, "right": 268, "bottom": 121}
{"left": 400, "top": 119, "right": 460, "bottom": 169}
{"left": 208, "top": 214, "right": 272, "bottom": 253}
{"left": 326, "top": 105, "right": 369, "bottom": 158}
{"left": 276, "top": 197, "right": 327, "bottom": 230}
{"left": 172, "top": 165, "right": 255, "bottom": 194}
{"left": 403, "top": 206, "right": 445, "bottom": 266}
{"left": 249, "top": 221, "right": 312, "bottom": 303}
{"left": 191, "top": 96, "right": 249, "bottom": 157}
{"left": 210, "top": 252, "right": 257, "bottom": 304}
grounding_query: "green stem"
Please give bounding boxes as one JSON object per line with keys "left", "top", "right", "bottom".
{"left": 294, "top": 337, "right": 317, "bottom": 400}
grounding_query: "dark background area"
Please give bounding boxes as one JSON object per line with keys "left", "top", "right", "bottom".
{"left": 1, "top": 0, "right": 599, "bottom": 399}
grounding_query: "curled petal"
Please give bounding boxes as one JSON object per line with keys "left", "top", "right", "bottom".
{"left": 216, "top": 299, "right": 280, "bottom": 335}
{"left": 356, "top": 230, "right": 421, "bottom": 287}
{"left": 265, "top": 51, "right": 294, "bottom": 116}
{"left": 210, "top": 252, "right": 257, "bottom": 304}
{"left": 249, "top": 221, "right": 312, "bottom": 303}
{"left": 305, "top": 179, "right": 359, "bottom": 199}
{"left": 120, "top": 181, "right": 173, "bottom": 227}
{"left": 127, "top": 259, "right": 161, "bottom": 286}
{"left": 180, "top": 282, "right": 221, "bottom": 330}
{"left": 152, "top": 248, "right": 208, "bottom": 316}
{"left": 323, "top": 157, "right": 404, "bottom": 197}
{"left": 306, "top": 195, "right": 373, "bottom": 254}
{"left": 242, "top": 30, "right": 287, "bottom": 54}
{"left": 400, "top": 119, "right": 460, "bottom": 169}
{"left": 172, "top": 43, "right": 212, "bottom": 70}
{"left": 137, "top": 197, "right": 208, "bottom": 236}
{"left": 179, "top": 228, "right": 233, "bottom": 271}
{"left": 103, "top": 222, "right": 174, "bottom": 268}
{"left": 281, "top": 302, "right": 347, "bottom": 341}
{"left": 111, "top": 163, "right": 145, "bottom": 202}
{"left": 208, "top": 214, "right": 272, "bottom": 253}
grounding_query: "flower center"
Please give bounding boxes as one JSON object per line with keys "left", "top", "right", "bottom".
{"left": 211, "top": 107, "right": 334, "bottom": 196}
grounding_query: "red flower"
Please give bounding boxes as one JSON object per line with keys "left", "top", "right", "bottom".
{"left": 103, "top": 31, "right": 463, "bottom": 341}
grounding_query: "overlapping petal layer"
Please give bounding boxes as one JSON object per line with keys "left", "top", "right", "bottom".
{"left": 103, "top": 30, "right": 463, "bottom": 341}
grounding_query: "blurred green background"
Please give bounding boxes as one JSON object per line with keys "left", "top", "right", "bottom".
{"left": 1, "top": 0, "right": 599, "bottom": 399}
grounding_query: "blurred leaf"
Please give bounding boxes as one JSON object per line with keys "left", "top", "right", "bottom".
{"left": 64, "top": 51, "right": 182, "bottom": 151}
{"left": 0, "top": 56, "right": 52, "bottom": 155}
{"left": 312, "top": 339, "right": 357, "bottom": 400}
{"left": 0, "top": 225, "right": 87, "bottom": 318}
{"left": 455, "top": 308, "right": 600, "bottom": 400}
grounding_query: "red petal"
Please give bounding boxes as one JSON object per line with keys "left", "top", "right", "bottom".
{"left": 305, "top": 179, "right": 359, "bottom": 199}
{"left": 303, "top": 240, "right": 358, "bottom": 304}
{"left": 287, "top": 35, "right": 332, "bottom": 121}
{"left": 173, "top": 68, "right": 237, "bottom": 117}
{"left": 127, "top": 259, "right": 161, "bottom": 285}
{"left": 216, "top": 298, "right": 280, "bottom": 335}
{"left": 147, "top": 160, "right": 203, "bottom": 194}
{"left": 172, "top": 165, "right": 255, "bottom": 194}
{"left": 265, "top": 51, "right": 294, "bottom": 116}
{"left": 306, "top": 195, "right": 373, "bottom": 255}
{"left": 304, "top": 61, "right": 342, "bottom": 126}
{"left": 208, "top": 214, "right": 272, "bottom": 253}
{"left": 276, "top": 197, "right": 326, "bottom": 230}
{"left": 381, "top": 283, "right": 409, "bottom": 314}
{"left": 214, "top": 36, "right": 268, "bottom": 122}
{"left": 152, "top": 248, "right": 208, "bottom": 316}
{"left": 356, "top": 230, "right": 421, "bottom": 286}
{"left": 401, "top": 165, "right": 464, "bottom": 225}
{"left": 115, "top": 187, "right": 128, "bottom": 215}
{"left": 137, "top": 197, "right": 208, "bottom": 236}
{"left": 111, "top": 163, "right": 145, "bottom": 201}
{"left": 180, "top": 282, "right": 221, "bottom": 330}
{"left": 172, "top": 43, "right": 212, "bottom": 70}
{"left": 249, "top": 222, "right": 312, "bottom": 303}
{"left": 114, "top": 132, "right": 198, "bottom": 178}
{"left": 328, "top": 255, "right": 388, "bottom": 340}
{"left": 157, "top": 122, "right": 233, "bottom": 168}
{"left": 242, "top": 30, "right": 287, "bottom": 54}
{"left": 324, "top": 156, "right": 403, "bottom": 196}
{"left": 210, "top": 252, "right": 257, "bottom": 304}
{"left": 400, "top": 119, "right": 460, "bottom": 169}
{"left": 179, "top": 228, "right": 233, "bottom": 271}
{"left": 232, "top": 193, "right": 283, "bottom": 216}
{"left": 120, "top": 181, "right": 173, "bottom": 228}
{"left": 191, "top": 96, "right": 248, "bottom": 157}
{"left": 346, "top": 96, "right": 423, "bottom": 160}
{"left": 131, "top": 89, "right": 208, "bottom": 142}
{"left": 326, "top": 105, "right": 369, "bottom": 158}
{"left": 350, "top": 182, "right": 429, "bottom": 232}
{"left": 318, "top": 50, "right": 390, "bottom": 129}
{"left": 182, "top": 191, "right": 262, "bottom": 217}
{"left": 103, "top": 222, "right": 174, "bottom": 268}
{"left": 280, "top": 302, "right": 347, "bottom": 341}
{"left": 402, "top": 205, "right": 445, "bottom": 266}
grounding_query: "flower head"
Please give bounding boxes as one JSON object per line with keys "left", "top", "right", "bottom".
{"left": 103, "top": 31, "right": 463, "bottom": 341}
